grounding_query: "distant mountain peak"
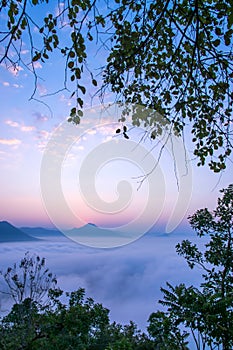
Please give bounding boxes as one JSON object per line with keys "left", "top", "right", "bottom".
{"left": 0, "top": 220, "right": 11, "bottom": 225}
{"left": 0, "top": 221, "right": 38, "bottom": 242}
{"left": 87, "top": 223, "right": 97, "bottom": 227}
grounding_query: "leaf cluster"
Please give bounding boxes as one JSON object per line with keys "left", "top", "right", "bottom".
{"left": 1, "top": 0, "right": 233, "bottom": 171}
{"left": 148, "top": 185, "right": 233, "bottom": 350}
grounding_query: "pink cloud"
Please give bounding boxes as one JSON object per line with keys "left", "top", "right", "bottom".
{"left": 37, "top": 130, "right": 50, "bottom": 139}
{"left": 13, "top": 83, "right": 23, "bottom": 88}
{"left": 33, "top": 61, "right": 42, "bottom": 69}
{"left": 0, "top": 138, "right": 21, "bottom": 146}
{"left": 8, "top": 65, "right": 23, "bottom": 76}
{"left": 21, "top": 126, "right": 35, "bottom": 132}
{"left": 37, "top": 83, "right": 47, "bottom": 95}
{"left": 5, "top": 120, "right": 35, "bottom": 132}
{"left": 5, "top": 120, "right": 20, "bottom": 128}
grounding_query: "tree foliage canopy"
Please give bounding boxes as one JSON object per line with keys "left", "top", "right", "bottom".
{"left": 0, "top": 285, "right": 154, "bottom": 350}
{"left": 0, "top": 0, "right": 233, "bottom": 171}
{"left": 148, "top": 184, "right": 233, "bottom": 350}
{"left": 0, "top": 252, "right": 154, "bottom": 350}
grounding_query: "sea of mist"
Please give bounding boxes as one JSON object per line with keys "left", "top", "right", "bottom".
{"left": 0, "top": 231, "right": 205, "bottom": 330}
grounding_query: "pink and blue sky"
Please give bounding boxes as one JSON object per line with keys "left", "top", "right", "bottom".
{"left": 0, "top": 2, "right": 232, "bottom": 233}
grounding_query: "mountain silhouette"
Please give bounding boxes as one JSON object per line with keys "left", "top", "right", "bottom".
{"left": 0, "top": 221, "right": 38, "bottom": 242}
{"left": 21, "top": 227, "right": 65, "bottom": 238}
{"left": 64, "top": 223, "right": 131, "bottom": 248}
{"left": 67, "top": 223, "right": 126, "bottom": 238}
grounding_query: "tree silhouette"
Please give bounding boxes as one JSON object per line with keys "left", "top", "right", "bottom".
{"left": 0, "top": 0, "right": 233, "bottom": 171}
{"left": 0, "top": 252, "right": 57, "bottom": 304}
{"left": 148, "top": 184, "right": 233, "bottom": 350}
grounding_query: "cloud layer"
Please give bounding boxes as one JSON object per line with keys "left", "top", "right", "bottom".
{"left": 0, "top": 233, "right": 203, "bottom": 330}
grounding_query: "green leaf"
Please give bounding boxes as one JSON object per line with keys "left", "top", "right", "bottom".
{"left": 224, "top": 35, "right": 231, "bottom": 46}
{"left": 215, "top": 27, "right": 221, "bottom": 36}
{"left": 92, "top": 79, "right": 97, "bottom": 86}
{"left": 87, "top": 33, "right": 93, "bottom": 41}
{"left": 77, "top": 97, "right": 83, "bottom": 108}
{"left": 70, "top": 107, "right": 76, "bottom": 116}
{"left": 32, "top": 52, "right": 41, "bottom": 61}
{"left": 213, "top": 39, "right": 220, "bottom": 47}
{"left": 74, "top": 116, "right": 80, "bottom": 124}
{"left": 68, "top": 61, "right": 74, "bottom": 69}
{"left": 78, "top": 85, "right": 86, "bottom": 94}
{"left": 78, "top": 109, "right": 83, "bottom": 117}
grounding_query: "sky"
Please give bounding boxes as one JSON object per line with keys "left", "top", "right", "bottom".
{"left": 0, "top": 1, "right": 233, "bottom": 238}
